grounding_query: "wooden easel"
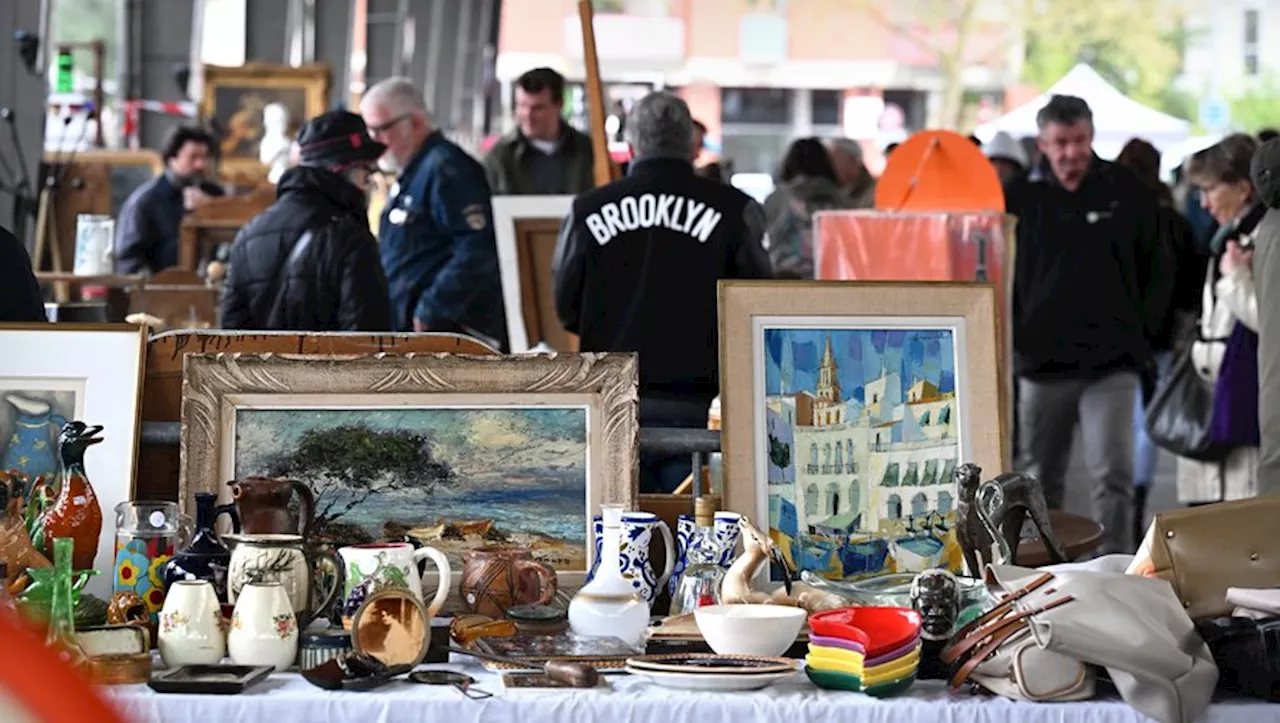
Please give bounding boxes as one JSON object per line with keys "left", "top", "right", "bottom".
{"left": 577, "top": 0, "right": 621, "bottom": 187}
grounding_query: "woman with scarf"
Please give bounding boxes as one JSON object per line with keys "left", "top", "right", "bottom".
{"left": 1178, "top": 134, "right": 1263, "bottom": 505}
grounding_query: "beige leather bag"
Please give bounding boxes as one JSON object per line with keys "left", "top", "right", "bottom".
{"left": 943, "top": 571, "right": 1095, "bottom": 702}
{"left": 990, "top": 565, "right": 1217, "bottom": 723}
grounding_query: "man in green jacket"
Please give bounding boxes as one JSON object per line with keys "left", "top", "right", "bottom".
{"left": 483, "top": 68, "right": 594, "bottom": 196}
{"left": 1251, "top": 139, "right": 1280, "bottom": 495}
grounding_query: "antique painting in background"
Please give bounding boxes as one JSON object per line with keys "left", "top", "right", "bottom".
{"left": 718, "top": 282, "right": 1006, "bottom": 587}
{"left": 180, "top": 353, "right": 640, "bottom": 590}
{"left": 763, "top": 326, "right": 962, "bottom": 580}
{"left": 201, "top": 64, "right": 329, "bottom": 175}
{"left": 233, "top": 406, "right": 590, "bottom": 571}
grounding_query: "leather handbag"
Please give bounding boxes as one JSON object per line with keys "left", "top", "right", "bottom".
{"left": 1144, "top": 348, "right": 1228, "bottom": 461}
{"left": 1195, "top": 616, "right": 1280, "bottom": 702}
{"left": 946, "top": 566, "right": 1218, "bottom": 723}
{"left": 1136, "top": 495, "right": 1280, "bottom": 620}
{"left": 942, "top": 572, "right": 1094, "bottom": 702}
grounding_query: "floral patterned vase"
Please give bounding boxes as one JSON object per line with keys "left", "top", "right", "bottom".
{"left": 113, "top": 501, "right": 185, "bottom": 623}
{"left": 667, "top": 512, "right": 742, "bottom": 598}
{"left": 158, "top": 579, "right": 226, "bottom": 667}
{"left": 228, "top": 581, "right": 297, "bottom": 672}
{"left": 587, "top": 511, "right": 675, "bottom": 606}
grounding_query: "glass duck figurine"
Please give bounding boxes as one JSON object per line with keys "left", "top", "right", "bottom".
{"left": 38, "top": 422, "right": 104, "bottom": 570}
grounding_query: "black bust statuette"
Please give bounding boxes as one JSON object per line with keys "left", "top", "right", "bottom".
{"left": 911, "top": 568, "right": 962, "bottom": 681}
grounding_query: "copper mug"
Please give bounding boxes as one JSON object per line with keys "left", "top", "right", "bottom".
{"left": 459, "top": 546, "right": 557, "bottom": 619}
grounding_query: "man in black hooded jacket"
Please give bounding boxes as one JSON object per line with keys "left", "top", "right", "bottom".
{"left": 221, "top": 111, "right": 392, "bottom": 331}
{"left": 0, "top": 226, "right": 45, "bottom": 322}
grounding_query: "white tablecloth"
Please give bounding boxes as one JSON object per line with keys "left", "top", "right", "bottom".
{"left": 106, "top": 657, "right": 1280, "bottom": 723}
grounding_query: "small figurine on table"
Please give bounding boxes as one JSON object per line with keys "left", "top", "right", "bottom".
{"left": 910, "top": 568, "right": 961, "bottom": 681}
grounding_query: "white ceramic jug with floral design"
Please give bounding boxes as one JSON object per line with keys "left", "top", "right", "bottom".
{"left": 228, "top": 581, "right": 297, "bottom": 671}
{"left": 158, "top": 579, "right": 226, "bottom": 666}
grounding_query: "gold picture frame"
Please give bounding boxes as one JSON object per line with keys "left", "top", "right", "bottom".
{"left": 718, "top": 280, "right": 1006, "bottom": 580}
{"left": 201, "top": 63, "right": 330, "bottom": 176}
{"left": 179, "top": 352, "right": 639, "bottom": 592}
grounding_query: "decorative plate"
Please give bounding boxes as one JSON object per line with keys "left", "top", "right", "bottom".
{"left": 625, "top": 653, "right": 798, "bottom": 676}
{"left": 625, "top": 665, "right": 797, "bottom": 692}
{"left": 808, "top": 607, "right": 920, "bottom": 659}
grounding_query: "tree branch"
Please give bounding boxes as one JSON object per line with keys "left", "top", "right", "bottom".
{"left": 854, "top": 0, "right": 945, "bottom": 57}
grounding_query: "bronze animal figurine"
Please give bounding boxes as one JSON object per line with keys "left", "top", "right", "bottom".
{"left": 909, "top": 568, "right": 961, "bottom": 642}
{"left": 954, "top": 463, "right": 1067, "bottom": 575}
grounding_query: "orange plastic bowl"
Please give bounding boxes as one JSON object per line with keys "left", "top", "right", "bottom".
{"left": 808, "top": 607, "right": 921, "bottom": 659}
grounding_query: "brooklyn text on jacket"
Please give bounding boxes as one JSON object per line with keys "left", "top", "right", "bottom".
{"left": 584, "top": 194, "right": 724, "bottom": 245}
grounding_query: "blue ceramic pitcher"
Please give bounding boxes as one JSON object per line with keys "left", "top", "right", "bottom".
{"left": 587, "top": 511, "right": 675, "bottom": 606}
{"left": 1, "top": 395, "right": 67, "bottom": 483}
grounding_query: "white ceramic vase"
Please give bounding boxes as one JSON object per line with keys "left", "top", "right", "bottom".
{"left": 568, "top": 504, "right": 650, "bottom": 649}
{"left": 157, "top": 579, "right": 226, "bottom": 667}
{"left": 228, "top": 581, "right": 298, "bottom": 672}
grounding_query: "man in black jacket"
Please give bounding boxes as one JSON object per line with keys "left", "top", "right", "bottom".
{"left": 0, "top": 226, "right": 44, "bottom": 322}
{"left": 1008, "top": 95, "right": 1172, "bottom": 554}
{"left": 553, "top": 91, "right": 773, "bottom": 492}
{"left": 115, "top": 125, "right": 224, "bottom": 274}
{"left": 221, "top": 111, "right": 392, "bottom": 331}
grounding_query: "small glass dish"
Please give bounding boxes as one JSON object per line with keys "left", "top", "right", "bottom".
{"left": 799, "top": 571, "right": 992, "bottom": 611}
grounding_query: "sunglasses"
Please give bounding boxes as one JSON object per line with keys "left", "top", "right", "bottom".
{"left": 408, "top": 670, "right": 492, "bottom": 699}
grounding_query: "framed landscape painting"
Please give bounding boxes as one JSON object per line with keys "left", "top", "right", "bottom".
{"left": 718, "top": 281, "right": 1005, "bottom": 582}
{"left": 0, "top": 323, "right": 148, "bottom": 597}
{"left": 179, "top": 353, "right": 638, "bottom": 592}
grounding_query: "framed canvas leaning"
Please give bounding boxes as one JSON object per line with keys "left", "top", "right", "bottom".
{"left": 493, "top": 195, "right": 575, "bottom": 353}
{"left": 179, "top": 352, "right": 639, "bottom": 593}
{"left": 718, "top": 281, "right": 1006, "bottom": 581}
{"left": 0, "top": 323, "right": 148, "bottom": 596}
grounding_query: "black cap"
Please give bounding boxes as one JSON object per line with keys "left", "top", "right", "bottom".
{"left": 295, "top": 110, "right": 386, "bottom": 172}
{"left": 1252, "top": 138, "right": 1280, "bottom": 210}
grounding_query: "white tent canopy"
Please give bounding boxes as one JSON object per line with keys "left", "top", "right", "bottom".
{"left": 975, "top": 63, "right": 1192, "bottom": 159}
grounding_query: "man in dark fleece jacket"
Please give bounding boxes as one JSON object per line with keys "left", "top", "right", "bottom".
{"left": 1007, "top": 95, "right": 1172, "bottom": 555}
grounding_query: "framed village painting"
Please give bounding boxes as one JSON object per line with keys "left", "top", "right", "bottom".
{"left": 493, "top": 195, "right": 576, "bottom": 353}
{"left": 179, "top": 353, "right": 638, "bottom": 592}
{"left": 0, "top": 323, "right": 149, "bottom": 597}
{"left": 718, "top": 281, "right": 1006, "bottom": 581}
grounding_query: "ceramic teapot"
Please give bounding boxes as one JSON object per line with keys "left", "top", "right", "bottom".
{"left": 228, "top": 477, "right": 316, "bottom": 538}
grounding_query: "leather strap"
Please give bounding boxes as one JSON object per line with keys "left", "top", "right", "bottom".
{"left": 948, "top": 572, "right": 1054, "bottom": 645}
{"left": 950, "top": 622, "right": 1026, "bottom": 690}
{"left": 941, "top": 594, "right": 1074, "bottom": 667}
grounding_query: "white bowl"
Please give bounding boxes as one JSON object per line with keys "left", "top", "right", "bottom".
{"left": 694, "top": 604, "right": 807, "bottom": 657}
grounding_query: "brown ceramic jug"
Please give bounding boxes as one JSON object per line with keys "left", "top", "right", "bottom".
{"left": 459, "top": 546, "right": 557, "bottom": 619}
{"left": 228, "top": 477, "right": 316, "bottom": 538}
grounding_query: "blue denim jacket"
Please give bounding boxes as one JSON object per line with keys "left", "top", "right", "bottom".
{"left": 379, "top": 132, "right": 508, "bottom": 350}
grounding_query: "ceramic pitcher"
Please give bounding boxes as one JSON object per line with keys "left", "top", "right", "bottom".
{"left": 158, "top": 579, "right": 226, "bottom": 667}
{"left": 667, "top": 511, "right": 742, "bottom": 598}
{"left": 228, "top": 477, "right": 316, "bottom": 538}
{"left": 228, "top": 581, "right": 298, "bottom": 672}
{"left": 459, "top": 546, "right": 557, "bottom": 618}
{"left": 225, "top": 533, "right": 338, "bottom": 627}
{"left": 0, "top": 395, "right": 66, "bottom": 483}
{"left": 588, "top": 511, "right": 675, "bottom": 606}
{"left": 337, "top": 542, "right": 451, "bottom": 630}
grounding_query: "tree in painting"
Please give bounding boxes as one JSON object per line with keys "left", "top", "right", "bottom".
{"left": 264, "top": 424, "right": 458, "bottom": 535}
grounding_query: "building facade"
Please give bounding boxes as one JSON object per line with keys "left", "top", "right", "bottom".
{"left": 495, "top": 0, "right": 1022, "bottom": 174}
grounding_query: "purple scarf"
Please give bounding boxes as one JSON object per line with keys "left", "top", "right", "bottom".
{"left": 1210, "top": 321, "right": 1260, "bottom": 447}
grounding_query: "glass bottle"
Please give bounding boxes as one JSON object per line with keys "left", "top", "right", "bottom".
{"left": 45, "top": 537, "right": 88, "bottom": 668}
{"left": 668, "top": 496, "right": 725, "bottom": 616}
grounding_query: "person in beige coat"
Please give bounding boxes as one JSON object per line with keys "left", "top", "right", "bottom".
{"left": 1178, "top": 134, "right": 1264, "bottom": 504}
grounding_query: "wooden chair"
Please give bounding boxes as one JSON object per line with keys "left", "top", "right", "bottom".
{"left": 127, "top": 267, "right": 218, "bottom": 331}
{"left": 177, "top": 185, "right": 275, "bottom": 272}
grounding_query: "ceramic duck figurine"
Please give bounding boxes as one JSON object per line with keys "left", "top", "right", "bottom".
{"left": 0, "top": 470, "right": 50, "bottom": 587}
{"left": 39, "top": 423, "right": 104, "bottom": 570}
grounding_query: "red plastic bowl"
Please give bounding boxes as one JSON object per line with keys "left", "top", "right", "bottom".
{"left": 808, "top": 607, "right": 921, "bottom": 659}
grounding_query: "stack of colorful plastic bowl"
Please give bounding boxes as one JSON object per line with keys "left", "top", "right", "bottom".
{"left": 804, "top": 607, "right": 922, "bottom": 697}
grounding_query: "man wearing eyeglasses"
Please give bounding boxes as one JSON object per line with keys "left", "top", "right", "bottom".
{"left": 360, "top": 76, "right": 509, "bottom": 351}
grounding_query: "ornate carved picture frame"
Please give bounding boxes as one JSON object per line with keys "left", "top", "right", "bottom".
{"left": 179, "top": 352, "right": 638, "bottom": 591}
{"left": 201, "top": 63, "right": 329, "bottom": 176}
